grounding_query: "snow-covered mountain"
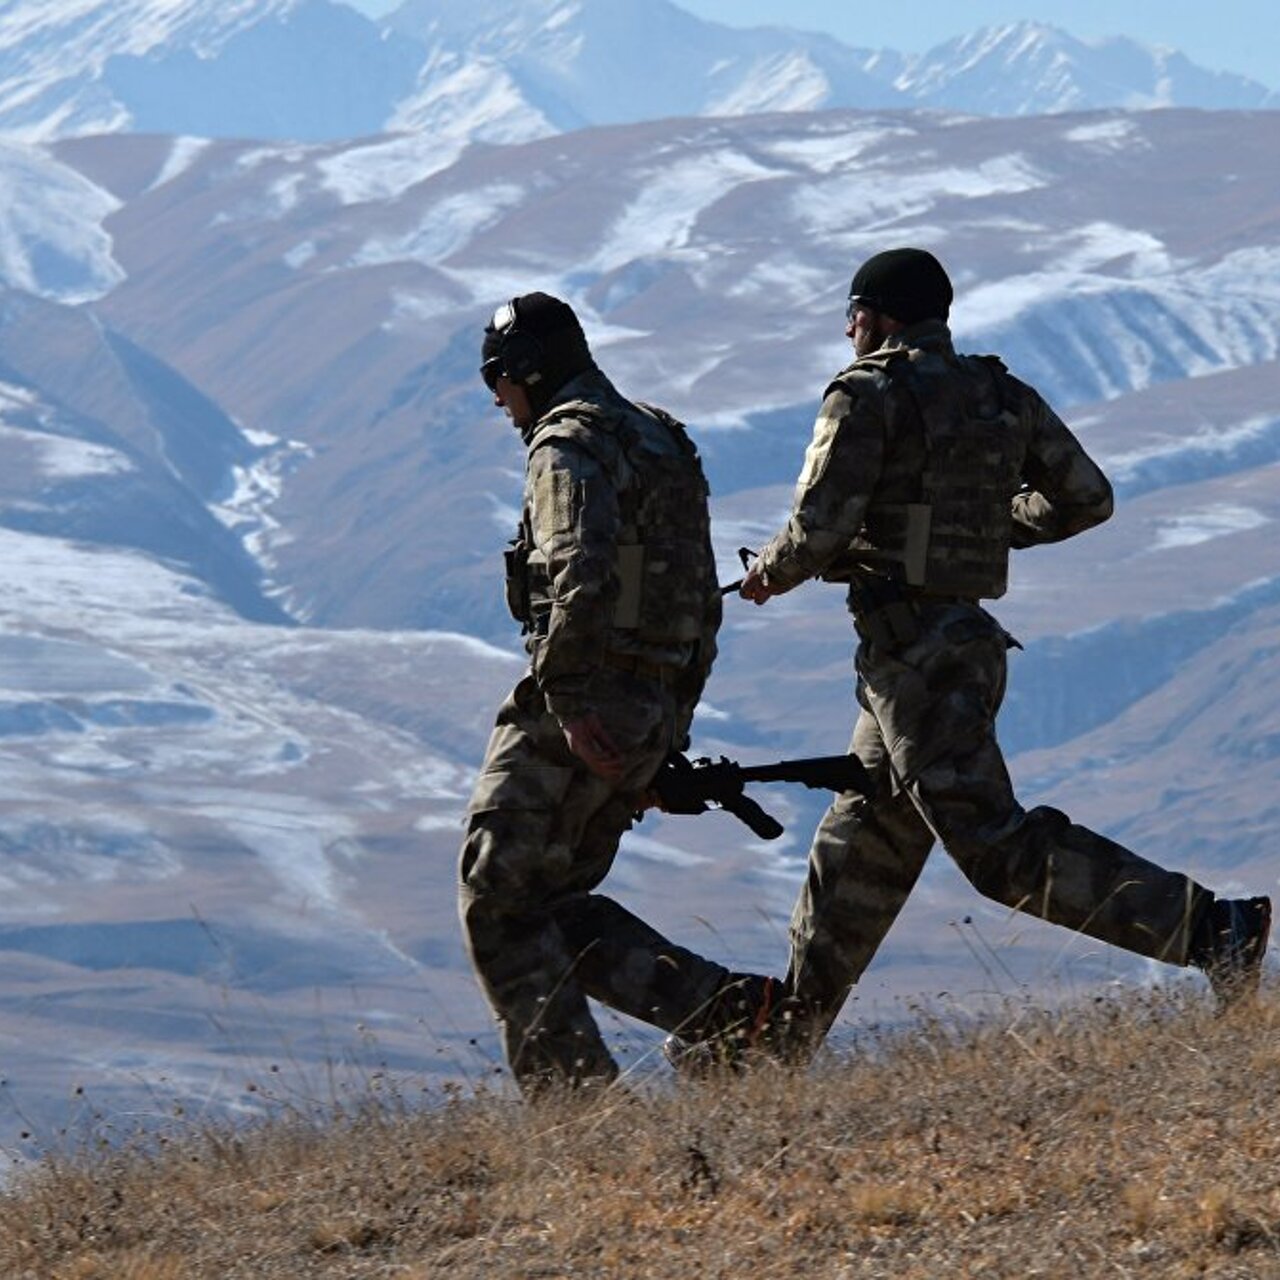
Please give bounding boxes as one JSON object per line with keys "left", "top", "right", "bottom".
{"left": 53, "top": 107, "right": 1280, "bottom": 637}
{"left": 0, "top": 0, "right": 1273, "bottom": 143}
{"left": 1, "top": 100, "right": 1277, "bottom": 1135}
{"left": 0, "top": 0, "right": 300, "bottom": 139}
{"left": 894, "top": 23, "right": 1278, "bottom": 115}
{"left": 0, "top": 33, "right": 1278, "bottom": 1132}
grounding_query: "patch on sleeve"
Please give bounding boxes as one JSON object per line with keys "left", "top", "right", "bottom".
{"left": 533, "top": 467, "right": 579, "bottom": 534}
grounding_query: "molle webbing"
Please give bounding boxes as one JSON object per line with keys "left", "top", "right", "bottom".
{"left": 527, "top": 398, "right": 715, "bottom": 643}
{"left": 834, "top": 351, "right": 1022, "bottom": 600}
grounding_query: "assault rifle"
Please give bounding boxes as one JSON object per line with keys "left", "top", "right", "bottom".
{"left": 652, "top": 751, "right": 875, "bottom": 841}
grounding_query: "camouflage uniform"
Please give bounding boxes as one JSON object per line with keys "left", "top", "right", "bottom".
{"left": 758, "top": 320, "right": 1213, "bottom": 1046}
{"left": 460, "top": 368, "right": 742, "bottom": 1092}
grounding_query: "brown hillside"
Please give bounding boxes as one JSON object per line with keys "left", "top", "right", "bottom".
{"left": 3, "top": 986, "right": 1279, "bottom": 1278}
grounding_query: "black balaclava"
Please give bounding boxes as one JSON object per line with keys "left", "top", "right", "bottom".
{"left": 480, "top": 292, "right": 596, "bottom": 414}
{"left": 848, "top": 248, "right": 953, "bottom": 324}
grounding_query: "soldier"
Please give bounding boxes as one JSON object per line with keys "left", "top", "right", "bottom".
{"left": 738, "top": 247, "right": 1271, "bottom": 1055}
{"left": 460, "top": 292, "right": 769, "bottom": 1095}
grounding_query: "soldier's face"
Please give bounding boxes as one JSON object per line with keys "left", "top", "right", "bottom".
{"left": 846, "top": 301, "right": 885, "bottom": 357}
{"left": 493, "top": 375, "right": 535, "bottom": 430}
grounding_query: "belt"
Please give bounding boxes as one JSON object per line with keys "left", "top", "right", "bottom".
{"left": 602, "top": 651, "right": 684, "bottom": 685}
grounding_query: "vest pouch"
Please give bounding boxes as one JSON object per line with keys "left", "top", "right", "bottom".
{"left": 848, "top": 576, "right": 922, "bottom": 651}
{"left": 613, "top": 543, "right": 645, "bottom": 629}
{"left": 503, "top": 538, "right": 531, "bottom": 630}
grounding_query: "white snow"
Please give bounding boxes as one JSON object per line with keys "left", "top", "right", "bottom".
{"left": 1062, "top": 118, "right": 1142, "bottom": 150}
{"left": 793, "top": 154, "right": 1047, "bottom": 240}
{"left": 209, "top": 802, "right": 355, "bottom": 912}
{"left": 385, "top": 287, "right": 461, "bottom": 325}
{"left": 147, "top": 135, "right": 213, "bottom": 191}
{"left": 590, "top": 148, "right": 782, "bottom": 273}
{"left": 755, "top": 124, "right": 917, "bottom": 175}
{"left": 0, "top": 422, "right": 133, "bottom": 480}
{"left": 316, "top": 132, "right": 469, "bottom": 207}
{"left": 0, "top": 0, "right": 299, "bottom": 141}
{"left": 707, "top": 50, "right": 831, "bottom": 116}
{"left": 352, "top": 182, "right": 528, "bottom": 268}
{"left": 386, "top": 53, "right": 555, "bottom": 151}
{"left": 0, "top": 529, "right": 217, "bottom": 634}
{"left": 266, "top": 172, "right": 307, "bottom": 218}
{"left": 211, "top": 440, "right": 309, "bottom": 574}
{"left": 283, "top": 240, "right": 317, "bottom": 269}
{"left": 0, "top": 140, "right": 125, "bottom": 302}
{"left": 1104, "top": 414, "right": 1280, "bottom": 484}
{"left": 1148, "top": 505, "right": 1271, "bottom": 552}
{"left": 957, "top": 223, "right": 1182, "bottom": 333}
{"left": 618, "top": 830, "right": 710, "bottom": 869}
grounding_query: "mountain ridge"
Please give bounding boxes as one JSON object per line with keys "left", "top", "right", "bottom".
{"left": 0, "top": 0, "right": 1274, "bottom": 143}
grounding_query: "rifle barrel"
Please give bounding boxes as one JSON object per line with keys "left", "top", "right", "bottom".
{"left": 736, "top": 754, "right": 874, "bottom": 797}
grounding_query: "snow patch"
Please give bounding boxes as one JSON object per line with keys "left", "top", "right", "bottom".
{"left": 618, "top": 830, "right": 710, "bottom": 869}
{"left": 0, "top": 140, "right": 125, "bottom": 303}
{"left": 147, "top": 136, "right": 213, "bottom": 191}
{"left": 0, "top": 422, "right": 133, "bottom": 480}
{"left": 316, "top": 132, "right": 466, "bottom": 207}
{"left": 794, "top": 154, "right": 1046, "bottom": 239}
{"left": 1148, "top": 505, "right": 1270, "bottom": 552}
{"left": 708, "top": 50, "right": 831, "bottom": 116}
{"left": 1062, "top": 118, "right": 1141, "bottom": 150}
{"left": 756, "top": 124, "right": 916, "bottom": 175}
{"left": 591, "top": 148, "right": 782, "bottom": 273}
{"left": 283, "top": 240, "right": 317, "bottom": 269}
{"left": 352, "top": 182, "right": 527, "bottom": 267}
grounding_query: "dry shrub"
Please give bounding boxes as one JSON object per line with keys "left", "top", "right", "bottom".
{"left": 2, "top": 984, "right": 1280, "bottom": 1278}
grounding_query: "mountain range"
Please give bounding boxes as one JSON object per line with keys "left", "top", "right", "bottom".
{"left": 0, "top": 0, "right": 1275, "bottom": 145}
{"left": 0, "top": 1, "right": 1277, "bottom": 1136}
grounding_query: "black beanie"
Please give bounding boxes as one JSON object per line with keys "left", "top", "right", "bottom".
{"left": 848, "top": 248, "right": 953, "bottom": 324}
{"left": 480, "top": 292, "right": 594, "bottom": 399}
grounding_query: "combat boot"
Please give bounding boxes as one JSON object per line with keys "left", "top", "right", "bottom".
{"left": 662, "top": 974, "right": 776, "bottom": 1077}
{"left": 1191, "top": 896, "right": 1271, "bottom": 1009}
{"left": 664, "top": 976, "right": 814, "bottom": 1077}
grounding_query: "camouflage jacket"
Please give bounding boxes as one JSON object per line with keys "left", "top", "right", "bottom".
{"left": 758, "top": 321, "right": 1115, "bottom": 596}
{"left": 512, "top": 369, "right": 720, "bottom": 723}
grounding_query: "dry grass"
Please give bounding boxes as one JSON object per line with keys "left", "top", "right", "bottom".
{"left": 3, "top": 986, "right": 1280, "bottom": 1278}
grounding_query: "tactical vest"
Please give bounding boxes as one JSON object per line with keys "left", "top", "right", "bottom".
{"left": 831, "top": 349, "right": 1025, "bottom": 600}
{"left": 504, "top": 396, "right": 716, "bottom": 646}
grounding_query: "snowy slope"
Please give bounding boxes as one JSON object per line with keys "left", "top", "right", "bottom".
{"left": 0, "top": 99, "right": 1277, "bottom": 1130}
{"left": 0, "top": 141, "right": 123, "bottom": 301}
{"left": 0, "top": 0, "right": 300, "bottom": 139}
{"left": 0, "top": 521, "right": 522, "bottom": 1133}
{"left": 54, "top": 108, "right": 1280, "bottom": 633}
{"left": 896, "top": 22, "right": 1278, "bottom": 114}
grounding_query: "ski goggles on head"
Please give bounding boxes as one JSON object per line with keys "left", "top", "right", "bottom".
{"left": 480, "top": 299, "right": 520, "bottom": 389}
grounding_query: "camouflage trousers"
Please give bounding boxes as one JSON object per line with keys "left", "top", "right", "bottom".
{"left": 459, "top": 672, "right": 737, "bottom": 1094}
{"left": 786, "top": 601, "right": 1212, "bottom": 1044}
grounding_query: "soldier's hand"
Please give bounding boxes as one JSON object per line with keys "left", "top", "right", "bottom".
{"left": 561, "top": 712, "right": 626, "bottom": 781}
{"left": 740, "top": 563, "right": 779, "bottom": 606}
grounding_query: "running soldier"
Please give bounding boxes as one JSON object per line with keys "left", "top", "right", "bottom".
{"left": 739, "top": 248, "right": 1271, "bottom": 1054}
{"left": 460, "top": 293, "right": 768, "bottom": 1094}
